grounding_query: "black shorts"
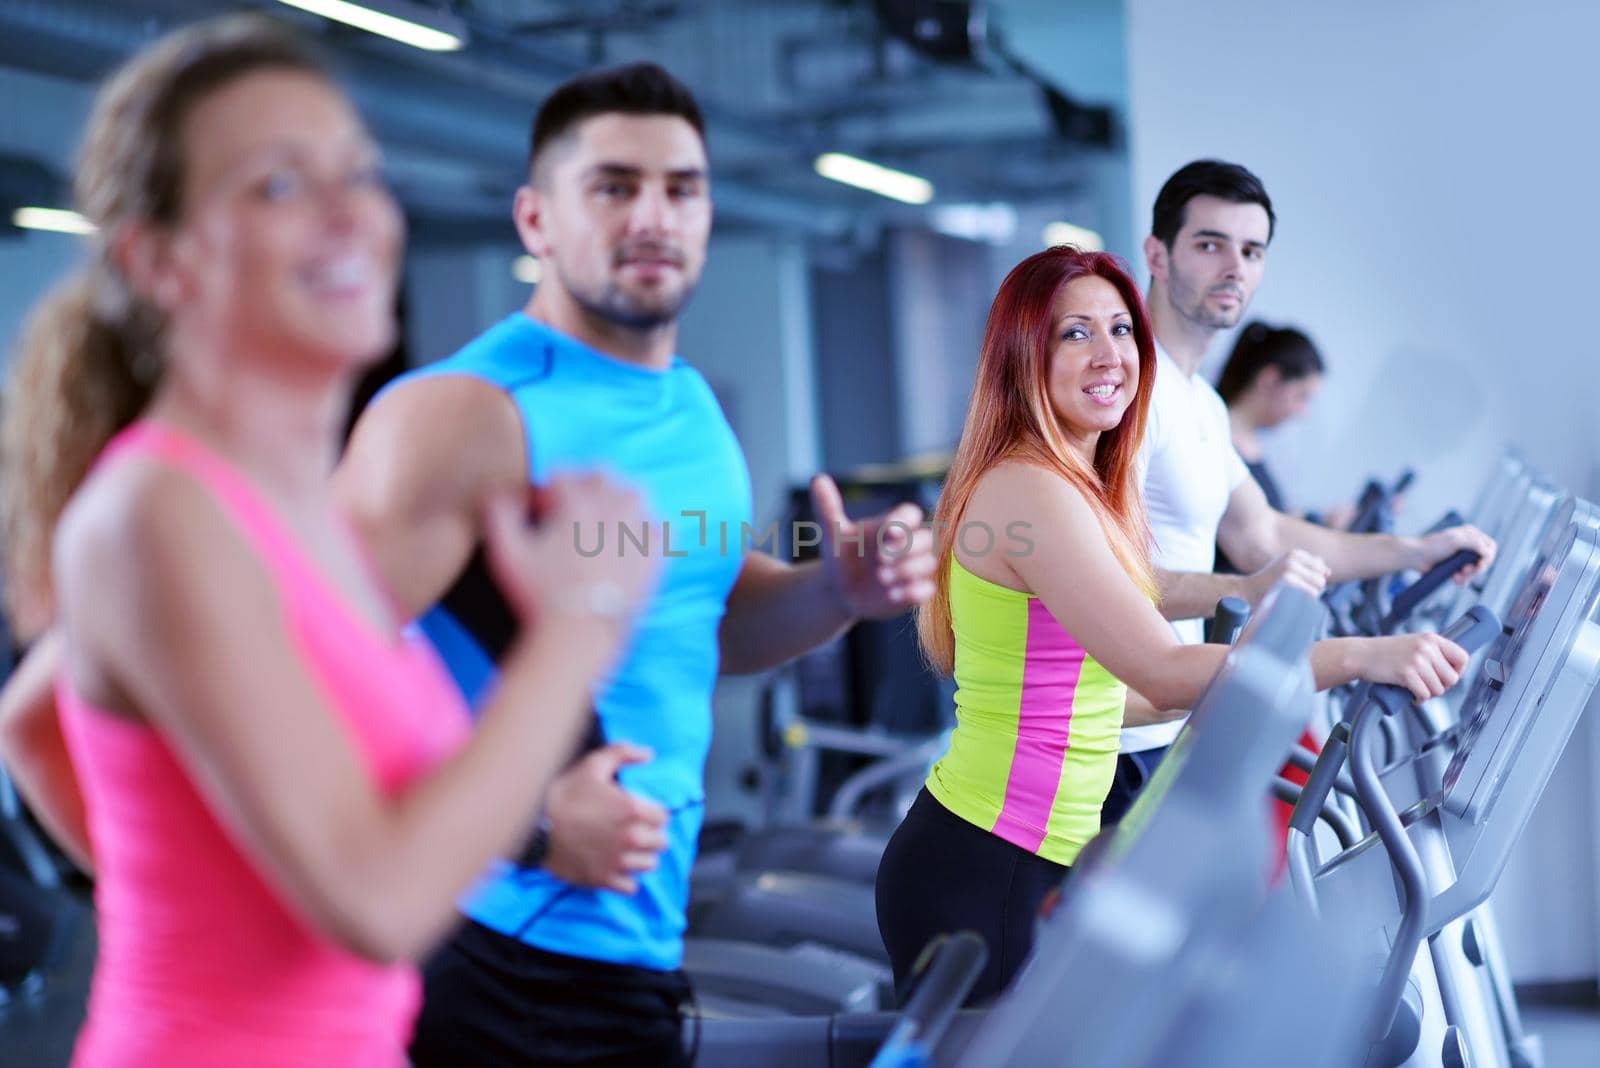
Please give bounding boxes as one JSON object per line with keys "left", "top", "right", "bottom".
{"left": 408, "top": 919, "right": 693, "bottom": 1068}
{"left": 875, "top": 788, "right": 1070, "bottom": 1005}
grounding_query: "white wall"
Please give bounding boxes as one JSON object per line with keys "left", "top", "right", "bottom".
{"left": 1127, "top": 0, "right": 1600, "bottom": 983}
{"left": 1128, "top": 0, "right": 1600, "bottom": 525}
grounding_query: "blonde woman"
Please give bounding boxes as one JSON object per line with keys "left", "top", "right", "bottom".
{"left": 0, "top": 17, "right": 651, "bottom": 1065}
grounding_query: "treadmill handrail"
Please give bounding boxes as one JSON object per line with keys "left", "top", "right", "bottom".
{"left": 1272, "top": 777, "right": 1359, "bottom": 848}
{"left": 868, "top": 931, "right": 987, "bottom": 1068}
{"left": 1380, "top": 549, "right": 1482, "bottom": 633}
{"left": 1285, "top": 722, "right": 1352, "bottom": 916}
{"left": 1346, "top": 609, "right": 1501, "bottom": 1047}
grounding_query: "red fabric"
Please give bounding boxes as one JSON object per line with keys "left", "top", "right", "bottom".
{"left": 1269, "top": 729, "right": 1322, "bottom": 875}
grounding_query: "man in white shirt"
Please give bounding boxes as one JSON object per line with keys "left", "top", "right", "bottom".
{"left": 1103, "top": 160, "right": 1495, "bottom": 823}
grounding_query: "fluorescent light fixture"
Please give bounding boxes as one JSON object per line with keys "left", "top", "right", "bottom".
{"left": 512, "top": 255, "right": 542, "bottom": 285}
{"left": 274, "top": 0, "right": 466, "bottom": 52}
{"left": 1042, "top": 220, "right": 1103, "bottom": 251}
{"left": 814, "top": 152, "right": 933, "bottom": 205}
{"left": 12, "top": 207, "right": 95, "bottom": 235}
{"left": 931, "top": 202, "right": 1017, "bottom": 245}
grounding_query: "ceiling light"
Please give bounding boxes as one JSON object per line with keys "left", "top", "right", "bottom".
{"left": 931, "top": 203, "right": 1017, "bottom": 244}
{"left": 12, "top": 207, "right": 94, "bottom": 235}
{"left": 814, "top": 152, "right": 933, "bottom": 205}
{"left": 273, "top": 0, "right": 467, "bottom": 52}
{"left": 512, "top": 255, "right": 542, "bottom": 285}
{"left": 1042, "top": 221, "right": 1103, "bottom": 251}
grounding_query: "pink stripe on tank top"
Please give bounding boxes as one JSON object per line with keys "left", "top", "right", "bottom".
{"left": 989, "top": 597, "right": 1085, "bottom": 852}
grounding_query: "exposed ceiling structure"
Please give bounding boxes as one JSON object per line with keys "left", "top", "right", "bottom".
{"left": 0, "top": 0, "right": 1125, "bottom": 245}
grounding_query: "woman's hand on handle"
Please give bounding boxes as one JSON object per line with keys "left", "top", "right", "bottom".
{"left": 1358, "top": 633, "right": 1471, "bottom": 704}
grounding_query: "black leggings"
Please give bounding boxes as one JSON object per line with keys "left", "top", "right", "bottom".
{"left": 875, "top": 788, "right": 1070, "bottom": 1005}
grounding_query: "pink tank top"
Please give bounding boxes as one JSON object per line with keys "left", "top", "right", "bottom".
{"left": 57, "top": 422, "right": 471, "bottom": 1067}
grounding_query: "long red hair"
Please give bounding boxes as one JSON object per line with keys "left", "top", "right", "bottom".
{"left": 917, "top": 246, "right": 1158, "bottom": 675}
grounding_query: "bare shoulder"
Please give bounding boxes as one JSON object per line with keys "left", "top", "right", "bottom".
{"left": 968, "top": 460, "right": 1094, "bottom": 528}
{"left": 52, "top": 456, "right": 280, "bottom": 711}
{"left": 338, "top": 373, "right": 526, "bottom": 515}
{"left": 55, "top": 456, "right": 254, "bottom": 598}
{"left": 957, "top": 461, "right": 1097, "bottom": 587}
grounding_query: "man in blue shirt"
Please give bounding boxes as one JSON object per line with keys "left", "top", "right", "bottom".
{"left": 336, "top": 62, "right": 935, "bottom": 1067}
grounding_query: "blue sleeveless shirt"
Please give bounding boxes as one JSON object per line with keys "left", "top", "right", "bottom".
{"left": 401, "top": 313, "right": 751, "bottom": 970}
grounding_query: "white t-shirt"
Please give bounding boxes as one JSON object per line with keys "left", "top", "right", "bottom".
{"left": 1120, "top": 342, "right": 1251, "bottom": 753}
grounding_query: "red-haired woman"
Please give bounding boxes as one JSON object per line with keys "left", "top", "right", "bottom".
{"left": 875, "top": 247, "right": 1468, "bottom": 1002}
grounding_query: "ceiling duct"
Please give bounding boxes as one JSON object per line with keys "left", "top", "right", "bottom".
{"left": 0, "top": 153, "right": 65, "bottom": 205}
{"left": 873, "top": 0, "right": 994, "bottom": 66}
{"left": 1041, "top": 85, "right": 1117, "bottom": 150}
{"left": 0, "top": 0, "right": 856, "bottom": 238}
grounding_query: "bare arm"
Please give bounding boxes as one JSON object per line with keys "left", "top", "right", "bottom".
{"left": 1153, "top": 568, "right": 1252, "bottom": 621}
{"left": 61, "top": 465, "right": 646, "bottom": 964}
{"left": 1117, "top": 628, "right": 1463, "bottom": 722}
{"left": 986, "top": 465, "right": 1469, "bottom": 715}
{"left": 719, "top": 552, "right": 854, "bottom": 675}
{"left": 0, "top": 632, "right": 92, "bottom": 872}
{"left": 334, "top": 374, "right": 526, "bottom": 619}
{"left": 1307, "top": 635, "right": 1469, "bottom": 702}
{"left": 1217, "top": 476, "right": 1495, "bottom": 584}
{"left": 1156, "top": 549, "right": 1332, "bottom": 620}
{"left": 1123, "top": 688, "right": 1186, "bottom": 727}
{"left": 718, "top": 476, "right": 936, "bottom": 675}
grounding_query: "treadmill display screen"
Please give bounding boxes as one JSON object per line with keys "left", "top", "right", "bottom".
{"left": 1438, "top": 557, "right": 1554, "bottom": 804}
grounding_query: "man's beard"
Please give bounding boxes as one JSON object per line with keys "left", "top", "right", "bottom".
{"left": 1174, "top": 274, "right": 1245, "bottom": 330}
{"left": 556, "top": 246, "right": 699, "bottom": 331}
{"left": 1184, "top": 298, "right": 1241, "bottom": 330}
{"left": 571, "top": 279, "right": 691, "bottom": 332}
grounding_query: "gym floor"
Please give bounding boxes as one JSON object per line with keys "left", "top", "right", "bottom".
{"left": 1523, "top": 1003, "right": 1600, "bottom": 1065}
{"left": 4, "top": 902, "right": 1599, "bottom": 1066}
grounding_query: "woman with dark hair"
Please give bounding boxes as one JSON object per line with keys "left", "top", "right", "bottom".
{"left": 1215, "top": 322, "right": 1353, "bottom": 571}
{"left": 1215, "top": 321, "right": 1327, "bottom": 514}
{"left": 874, "top": 247, "right": 1471, "bottom": 1003}
{"left": 0, "top": 16, "right": 652, "bottom": 1064}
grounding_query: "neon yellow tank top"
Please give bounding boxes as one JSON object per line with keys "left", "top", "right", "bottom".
{"left": 926, "top": 556, "right": 1127, "bottom": 866}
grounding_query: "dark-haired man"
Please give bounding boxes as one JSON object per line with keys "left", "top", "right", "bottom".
{"left": 1103, "top": 159, "right": 1496, "bottom": 823}
{"left": 336, "top": 63, "right": 935, "bottom": 1066}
